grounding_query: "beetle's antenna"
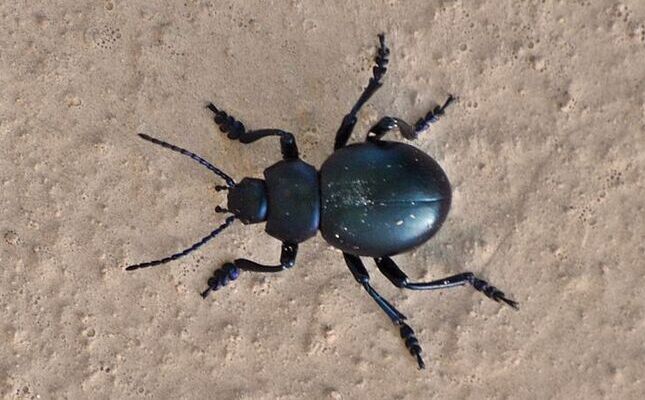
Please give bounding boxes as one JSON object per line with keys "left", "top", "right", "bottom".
{"left": 125, "top": 215, "right": 236, "bottom": 271}
{"left": 137, "top": 133, "right": 236, "bottom": 188}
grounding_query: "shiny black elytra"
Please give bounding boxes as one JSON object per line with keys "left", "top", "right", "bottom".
{"left": 126, "top": 34, "right": 518, "bottom": 370}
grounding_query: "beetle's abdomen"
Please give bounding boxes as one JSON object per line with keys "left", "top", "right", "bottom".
{"left": 264, "top": 159, "right": 320, "bottom": 243}
{"left": 319, "top": 141, "right": 451, "bottom": 257}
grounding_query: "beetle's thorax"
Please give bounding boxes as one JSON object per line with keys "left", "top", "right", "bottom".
{"left": 226, "top": 158, "right": 321, "bottom": 246}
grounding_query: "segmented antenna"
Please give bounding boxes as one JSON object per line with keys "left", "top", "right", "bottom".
{"left": 137, "top": 133, "right": 236, "bottom": 188}
{"left": 126, "top": 216, "right": 236, "bottom": 271}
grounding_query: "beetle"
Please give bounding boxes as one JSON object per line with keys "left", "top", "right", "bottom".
{"left": 126, "top": 34, "right": 518, "bottom": 369}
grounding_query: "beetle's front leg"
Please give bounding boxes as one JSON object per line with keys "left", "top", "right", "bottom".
{"left": 200, "top": 242, "right": 298, "bottom": 298}
{"left": 206, "top": 103, "right": 299, "bottom": 160}
{"left": 374, "top": 256, "right": 519, "bottom": 309}
{"left": 206, "top": 102, "right": 246, "bottom": 140}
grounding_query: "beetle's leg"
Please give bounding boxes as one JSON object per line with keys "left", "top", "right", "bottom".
{"left": 206, "top": 102, "right": 246, "bottom": 140}
{"left": 374, "top": 256, "right": 519, "bottom": 309}
{"left": 366, "top": 95, "right": 455, "bottom": 142}
{"left": 198, "top": 262, "right": 240, "bottom": 298}
{"left": 206, "top": 103, "right": 299, "bottom": 160}
{"left": 413, "top": 95, "right": 456, "bottom": 135}
{"left": 200, "top": 242, "right": 297, "bottom": 298}
{"left": 343, "top": 253, "right": 425, "bottom": 369}
{"left": 240, "top": 129, "right": 299, "bottom": 160}
{"left": 334, "top": 33, "right": 389, "bottom": 150}
{"left": 234, "top": 241, "right": 298, "bottom": 272}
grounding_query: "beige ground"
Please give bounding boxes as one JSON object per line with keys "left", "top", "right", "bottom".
{"left": 1, "top": 1, "right": 644, "bottom": 399}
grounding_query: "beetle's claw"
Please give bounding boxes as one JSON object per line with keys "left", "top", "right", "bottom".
{"left": 498, "top": 295, "right": 519, "bottom": 310}
{"left": 378, "top": 32, "right": 386, "bottom": 47}
{"left": 491, "top": 290, "right": 519, "bottom": 310}
{"left": 416, "top": 353, "right": 426, "bottom": 370}
{"left": 489, "top": 288, "right": 519, "bottom": 310}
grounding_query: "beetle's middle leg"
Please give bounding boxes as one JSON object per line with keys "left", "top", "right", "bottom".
{"left": 200, "top": 242, "right": 298, "bottom": 298}
{"left": 366, "top": 95, "right": 455, "bottom": 142}
{"left": 334, "top": 33, "right": 389, "bottom": 150}
{"left": 206, "top": 103, "right": 299, "bottom": 160}
{"left": 343, "top": 253, "right": 426, "bottom": 369}
{"left": 374, "top": 256, "right": 519, "bottom": 309}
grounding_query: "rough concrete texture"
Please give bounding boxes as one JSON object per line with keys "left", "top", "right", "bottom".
{"left": 1, "top": 1, "right": 644, "bottom": 399}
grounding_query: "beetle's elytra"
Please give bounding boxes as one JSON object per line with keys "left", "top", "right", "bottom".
{"left": 126, "top": 34, "right": 518, "bottom": 370}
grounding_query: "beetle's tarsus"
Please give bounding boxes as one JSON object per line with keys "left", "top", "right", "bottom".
{"left": 207, "top": 102, "right": 246, "bottom": 140}
{"left": 413, "top": 94, "right": 456, "bottom": 134}
{"left": 399, "top": 322, "right": 426, "bottom": 369}
{"left": 466, "top": 274, "right": 519, "bottom": 310}
{"left": 201, "top": 262, "right": 240, "bottom": 298}
{"left": 372, "top": 33, "right": 389, "bottom": 83}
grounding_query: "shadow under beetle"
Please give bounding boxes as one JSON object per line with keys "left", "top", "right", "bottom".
{"left": 126, "top": 34, "right": 518, "bottom": 370}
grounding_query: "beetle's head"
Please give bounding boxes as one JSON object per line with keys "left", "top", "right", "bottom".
{"left": 226, "top": 177, "right": 268, "bottom": 224}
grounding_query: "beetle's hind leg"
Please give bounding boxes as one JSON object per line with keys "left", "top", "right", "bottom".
{"left": 343, "top": 253, "right": 426, "bottom": 369}
{"left": 201, "top": 242, "right": 298, "bottom": 298}
{"left": 366, "top": 95, "right": 455, "bottom": 142}
{"left": 374, "top": 256, "right": 519, "bottom": 309}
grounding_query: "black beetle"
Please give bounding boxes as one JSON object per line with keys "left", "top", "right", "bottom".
{"left": 126, "top": 34, "right": 518, "bottom": 369}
